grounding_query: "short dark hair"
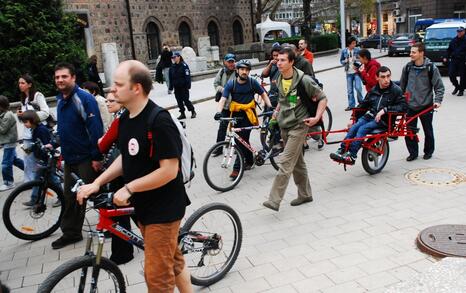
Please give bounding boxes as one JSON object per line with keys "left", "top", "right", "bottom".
{"left": 412, "top": 42, "right": 425, "bottom": 53}
{"left": 359, "top": 49, "right": 371, "bottom": 60}
{"left": 0, "top": 95, "right": 10, "bottom": 111}
{"left": 54, "top": 62, "right": 76, "bottom": 76}
{"left": 376, "top": 66, "right": 391, "bottom": 77}
{"left": 82, "top": 81, "right": 100, "bottom": 96}
{"left": 20, "top": 110, "right": 41, "bottom": 126}
{"left": 278, "top": 47, "right": 296, "bottom": 62}
{"left": 347, "top": 36, "right": 357, "bottom": 46}
{"left": 128, "top": 66, "right": 153, "bottom": 96}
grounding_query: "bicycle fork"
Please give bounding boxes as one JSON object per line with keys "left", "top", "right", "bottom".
{"left": 79, "top": 231, "right": 105, "bottom": 293}
{"left": 221, "top": 140, "right": 236, "bottom": 169}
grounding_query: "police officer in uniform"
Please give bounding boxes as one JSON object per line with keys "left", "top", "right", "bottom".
{"left": 444, "top": 26, "right": 466, "bottom": 96}
{"left": 169, "top": 52, "right": 196, "bottom": 119}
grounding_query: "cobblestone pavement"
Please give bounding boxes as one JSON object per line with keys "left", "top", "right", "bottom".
{"left": 1, "top": 55, "right": 466, "bottom": 293}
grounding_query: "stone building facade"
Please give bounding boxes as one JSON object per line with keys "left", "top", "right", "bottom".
{"left": 63, "top": 0, "right": 254, "bottom": 67}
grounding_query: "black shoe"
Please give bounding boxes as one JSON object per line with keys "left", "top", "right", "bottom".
{"left": 345, "top": 107, "right": 352, "bottom": 111}
{"left": 211, "top": 148, "right": 223, "bottom": 157}
{"left": 191, "top": 111, "right": 197, "bottom": 118}
{"left": 22, "top": 200, "right": 36, "bottom": 207}
{"left": 458, "top": 91, "right": 464, "bottom": 97}
{"left": 317, "top": 139, "right": 324, "bottom": 150}
{"left": 303, "top": 143, "right": 310, "bottom": 151}
{"left": 452, "top": 87, "right": 459, "bottom": 95}
{"left": 406, "top": 155, "right": 417, "bottom": 162}
{"left": 342, "top": 152, "right": 356, "bottom": 165}
{"left": 177, "top": 113, "right": 186, "bottom": 120}
{"left": 244, "top": 164, "right": 253, "bottom": 171}
{"left": 423, "top": 154, "right": 432, "bottom": 160}
{"left": 52, "top": 236, "right": 83, "bottom": 249}
{"left": 330, "top": 152, "right": 344, "bottom": 162}
{"left": 110, "top": 255, "right": 134, "bottom": 265}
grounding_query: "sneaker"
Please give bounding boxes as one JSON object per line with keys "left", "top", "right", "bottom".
{"left": 22, "top": 200, "right": 36, "bottom": 207}
{"left": 345, "top": 107, "right": 352, "bottom": 111}
{"left": 423, "top": 153, "right": 432, "bottom": 160}
{"left": 290, "top": 196, "right": 313, "bottom": 206}
{"left": 317, "top": 138, "right": 324, "bottom": 150}
{"left": 303, "top": 143, "right": 310, "bottom": 151}
{"left": 452, "top": 87, "right": 459, "bottom": 95}
{"left": 0, "top": 183, "right": 15, "bottom": 192}
{"left": 51, "top": 236, "right": 83, "bottom": 249}
{"left": 229, "top": 170, "right": 239, "bottom": 180}
{"left": 244, "top": 164, "right": 253, "bottom": 171}
{"left": 329, "top": 149, "right": 345, "bottom": 162}
{"left": 406, "top": 155, "right": 417, "bottom": 162}
{"left": 177, "top": 113, "right": 186, "bottom": 120}
{"left": 342, "top": 152, "right": 356, "bottom": 165}
{"left": 458, "top": 91, "right": 464, "bottom": 97}
{"left": 52, "top": 199, "right": 61, "bottom": 207}
{"left": 191, "top": 111, "right": 197, "bottom": 119}
{"left": 262, "top": 200, "right": 279, "bottom": 211}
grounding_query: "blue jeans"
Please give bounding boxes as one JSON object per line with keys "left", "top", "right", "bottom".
{"left": 346, "top": 73, "right": 364, "bottom": 108}
{"left": 341, "top": 116, "right": 384, "bottom": 157}
{"left": 2, "top": 147, "right": 24, "bottom": 185}
{"left": 31, "top": 164, "right": 62, "bottom": 202}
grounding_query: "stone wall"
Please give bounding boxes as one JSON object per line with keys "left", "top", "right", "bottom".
{"left": 63, "top": 0, "right": 254, "bottom": 69}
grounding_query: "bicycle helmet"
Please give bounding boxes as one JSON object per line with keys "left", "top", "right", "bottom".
{"left": 236, "top": 59, "right": 252, "bottom": 70}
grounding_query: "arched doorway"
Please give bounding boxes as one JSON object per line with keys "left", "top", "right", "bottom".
{"left": 233, "top": 20, "right": 244, "bottom": 45}
{"left": 179, "top": 21, "right": 192, "bottom": 47}
{"left": 207, "top": 21, "right": 220, "bottom": 47}
{"left": 146, "top": 22, "right": 161, "bottom": 60}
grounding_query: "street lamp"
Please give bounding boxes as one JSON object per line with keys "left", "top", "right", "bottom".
{"left": 340, "top": 0, "right": 345, "bottom": 50}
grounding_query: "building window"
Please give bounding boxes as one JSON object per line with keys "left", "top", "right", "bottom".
{"left": 233, "top": 20, "right": 244, "bottom": 45}
{"left": 179, "top": 21, "right": 192, "bottom": 48}
{"left": 146, "top": 22, "right": 161, "bottom": 60}
{"left": 208, "top": 21, "right": 220, "bottom": 47}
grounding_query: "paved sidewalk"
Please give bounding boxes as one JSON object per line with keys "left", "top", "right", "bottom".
{"left": 2, "top": 54, "right": 466, "bottom": 293}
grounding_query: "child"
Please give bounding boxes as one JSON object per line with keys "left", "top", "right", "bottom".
{"left": 21, "top": 110, "right": 60, "bottom": 206}
{"left": 0, "top": 95, "right": 24, "bottom": 191}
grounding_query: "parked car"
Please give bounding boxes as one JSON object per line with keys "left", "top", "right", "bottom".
{"left": 388, "top": 34, "right": 416, "bottom": 56}
{"left": 425, "top": 21, "right": 466, "bottom": 67}
{"left": 360, "top": 34, "right": 391, "bottom": 49}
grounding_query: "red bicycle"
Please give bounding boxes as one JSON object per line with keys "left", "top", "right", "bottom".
{"left": 38, "top": 179, "right": 243, "bottom": 292}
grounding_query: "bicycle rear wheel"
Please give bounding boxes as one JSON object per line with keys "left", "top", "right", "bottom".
{"left": 37, "top": 255, "right": 126, "bottom": 293}
{"left": 2, "top": 180, "right": 64, "bottom": 241}
{"left": 323, "top": 106, "right": 333, "bottom": 132}
{"left": 361, "top": 138, "right": 390, "bottom": 175}
{"left": 181, "top": 203, "right": 242, "bottom": 287}
{"left": 260, "top": 126, "right": 284, "bottom": 171}
{"left": 203, "top": 141, "right": 244, "bottom": 192}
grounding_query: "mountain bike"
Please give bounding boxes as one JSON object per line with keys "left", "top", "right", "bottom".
{"left": 2, "top": 143, "right": 64, "bottom": 241}
{"left": 203, "top": 111, "right": 284, "bottom": 192}
{"left": 37, "top": 178, "right": 243, "bottom": 292}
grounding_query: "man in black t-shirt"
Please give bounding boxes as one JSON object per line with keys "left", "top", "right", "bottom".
{"left": 77, "top": 60, "right": 192, "bottom": 293}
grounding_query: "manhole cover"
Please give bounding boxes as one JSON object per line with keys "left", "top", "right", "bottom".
{"left": 405, "top": 168, "right": 466, "bottom": 186}
{"left": 417, "top": 225, "right": 466, "bottom": 258}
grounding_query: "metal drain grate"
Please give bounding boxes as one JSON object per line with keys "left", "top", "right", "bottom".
{"left": 405, "top": 168, "right": 466, "bottom": 186}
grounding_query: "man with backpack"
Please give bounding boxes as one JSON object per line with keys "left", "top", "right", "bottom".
{"left": 214, "top": 59, "right": 272, "bottom": 180}
{"left": 211, "top": 53, "right": 237, "bottom": 156}
{"left": 400, "top": 42, "right": 444, "bottom": 161}
{"left": 77, "top": 60, "right": 193, "bottom": 293}
{"left": 262, "top": 47, "right": 327, "bottom": 212}
{"left": 52, "top": 63, "right": 104, "bottom": 249}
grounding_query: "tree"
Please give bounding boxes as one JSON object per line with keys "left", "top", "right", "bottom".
{"left": 255, "top": 0, "right": 283, "bottom": 23}
{"left": 0, "top": 0, "right": 87, "bottom": 101}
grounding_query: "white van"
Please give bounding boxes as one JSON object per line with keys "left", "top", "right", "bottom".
{"left": 424, "top": 21, "right": 466, "bottom": 67}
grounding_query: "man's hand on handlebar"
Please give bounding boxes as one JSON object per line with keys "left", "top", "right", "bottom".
{"left": 113, "top": 186, "right": 131, "bottom": 206}
{"left": 77, "top": 182, "right": 100, "bottom": 205}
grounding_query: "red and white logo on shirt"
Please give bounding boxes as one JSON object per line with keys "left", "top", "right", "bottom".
{"left": 128, "top": 138, "right": 139, "bottom": 156}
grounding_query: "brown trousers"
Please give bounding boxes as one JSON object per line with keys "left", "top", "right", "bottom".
{"left": 139, "top": 220, "right": 185, "bottom": 293}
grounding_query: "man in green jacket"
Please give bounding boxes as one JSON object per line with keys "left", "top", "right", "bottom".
{"left": 263, "top": 47, "right": 327, "bottom": 211}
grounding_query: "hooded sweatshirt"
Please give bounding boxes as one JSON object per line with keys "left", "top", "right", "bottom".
{"left": 277, "top": 68, "right": 326, "bottom": 129}
{"left": 400, "top": 58, "right": 444, "bottom": 111}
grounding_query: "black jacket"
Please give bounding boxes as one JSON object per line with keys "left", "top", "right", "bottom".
{"left": 169, "top": 62, "right": 191, "bottom": 90}
{"left": 160, "top": 49, "right": 173, "bottom": 68}
{"left": 359, "top": 81, "right": 407, "bottom": 124}
{"left": 447, "top": 36, "right": 466, "bottom": 60}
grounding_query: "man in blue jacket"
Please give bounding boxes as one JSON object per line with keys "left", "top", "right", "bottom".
{"left": 52, "top": 62, "right": 103, "bottom": 249}
{"left": 444, "top": 26, "right": 466, "bottom": 96}
{"left": 169, "top": 52, "right": 196, "bottom": 119}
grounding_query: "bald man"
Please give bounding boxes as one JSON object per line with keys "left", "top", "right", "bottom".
{"left": 77, "top": 60, "right": 193, "bottom": 293}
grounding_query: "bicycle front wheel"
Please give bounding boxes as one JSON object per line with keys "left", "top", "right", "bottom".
{"left": 37, "top": 255, "right": 126, "bottom": 293}
{"left": 181, "top": 203, "right": 243, "bottom": 287}
{"left": 2, "top": 180, "right": 64, "bottom": 241}
{"left": 323, "top": 106, "right": 333, "bottom": 132}
{"left": 203, "top": 141, "right": 244, "bottom": 192}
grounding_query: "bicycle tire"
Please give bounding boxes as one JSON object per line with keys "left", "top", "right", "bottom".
{"left": 324, "top": 106, "right": 333, "bottom": 132}
{"left": 2, "top": 180, "right": 64, "bottom": 241}
{"left": 203, "top": 141, "right": 244, "bottom": 192}
{"left": 37, "top": 255, "right": 126, "bottom": 293}
{"left": 361, "top": 138, "right": 390, "bottom": 175}
{"left": 182, "top": 203, "right": 242, "bottom": 287}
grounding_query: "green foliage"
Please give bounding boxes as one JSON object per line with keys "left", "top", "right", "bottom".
{"left": 266, "top": 34, "right": 339, "bottom": 52}
{"left": 0, "top": 0, "right": 87, "bottom": 101}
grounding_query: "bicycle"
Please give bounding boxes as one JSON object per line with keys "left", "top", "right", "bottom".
{"left": 203, "top": 112, "right": 283, "bottom": 192}
{"left": 2, "top": 142, "right": 64, "bottom": 241}
{"left": 37, "top": 179, "right": 243, "bottom": 292}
